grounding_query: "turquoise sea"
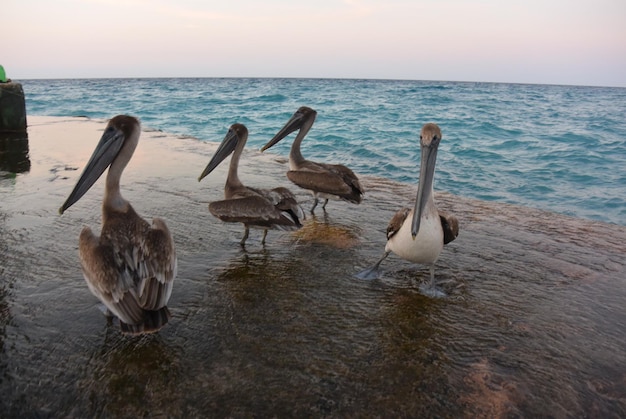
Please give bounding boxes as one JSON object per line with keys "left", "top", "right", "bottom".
{"left": 22, "top": 78, "right": 626, "bottom": 225}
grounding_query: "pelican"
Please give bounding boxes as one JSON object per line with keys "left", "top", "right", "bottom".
{"left": 198, "top": 123, "right": 304, "bottom": 246}
{"left": 59, "top": 115, "right": 176, "bottom": 334}
{"left": 261, "top": 106, "right": 363, "bottom": 213}
{"left": 356, "top": 123, "right": 458, "bottom": 296}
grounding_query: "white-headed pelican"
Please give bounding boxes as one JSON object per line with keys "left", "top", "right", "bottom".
{"left": 357, "top": 123, "right": 458, "bottom": 296}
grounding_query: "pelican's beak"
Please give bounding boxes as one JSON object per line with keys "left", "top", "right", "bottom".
{"left": 411, "top": 136, "right": 440, "bottom": 238}
{"left": 260, "top": 109, "right": 306, "bottom": 152}
{"left": 59, "top": 125, "right": 126, "bottom": 214}
{"left": 198, "top": 127, "right": 240, "bottom": 181}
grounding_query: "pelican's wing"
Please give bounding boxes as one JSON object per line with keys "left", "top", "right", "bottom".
{"left": 110, "top": 208, "right": 176, "bottom": 312}
{"left": 209, "top": 196, "right": 300, "bottom": 229}
{"left": 266, "top": 187, "right": 305, "bottom": 224}
{"left": 135, "top": 217, "right": 177, "bottom": 310}
{"left": 440, "top": 212, "right": 459, "bottom": 244}
{"left": 286, "top": 170, "right": 353, "bottom": 199}
{"left": 78, "top": 227, "right": 146, "bottom": 325}
{"left": 81, "top": 206, "right": 176, "bottom": 324}
{"left": 322, "top": 162, "right": 364, "bottom": 199}
{"left": 386, "top": 207, "right": 411, "bottom": 240}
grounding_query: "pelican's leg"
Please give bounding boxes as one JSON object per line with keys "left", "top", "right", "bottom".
{"left": 261, "top": 229, "right": 268, "bottom": 245}
{"left": 310, "top": 197, "right": 319, "bottom": 214}
{"left": 240, "top": 226, "right": 250, "bottom": 246}
{"left": 419, "top": 264, "right": 445, "bottom": 298}
{"left": 428, "top": 265, "right": 435, "bottom": 289}
{"left": 322, "top": 199, "right": 329, "bottom": 211}
{"left": 97, "top": 304, "right": 115, "bottom": 327}
{"left": 97, "top": 304, "right": 114, "bottom": 318}
{"left": 355, "top": 251, "right": 390, "bottom": 280}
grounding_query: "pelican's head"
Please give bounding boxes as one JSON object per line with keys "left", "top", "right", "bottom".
{"left": 420, "top": 123, "right": 442, "bottom": 149}
{"left": 198, "top": 123, "right": 248, "bottom": 181}
{"left": 260, "top": 106, "right": 317, "bottom": 152}
{"left": 411, "top": 123, "right": 442, "bottom": 238}
{"left": 59, "top": 115, "right": 140, "bottom": 214}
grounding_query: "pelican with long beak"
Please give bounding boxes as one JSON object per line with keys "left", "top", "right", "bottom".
{"left": 261, "top": 106, "right": 363, "bottom": 213}
{"left": 198, "top": 123, "right": 305, "bottom": 246}
{"left": 356, "top": 123, "right": 458, "bottom": 296}
{"left": 59, "top": 115, "right": 176, "bottom": 334}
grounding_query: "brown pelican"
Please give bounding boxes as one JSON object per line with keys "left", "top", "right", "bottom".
{"left": 261, "top": 106, "right": 363, "bottom": 213}
{"left": 198, "top": 123, "right": 304, "bottom": 246}
{"left": 59, "top": 115, "right": 177, "bottom": 334}
{"left": 356, "top": 123, "right": 458, "bottom": 296}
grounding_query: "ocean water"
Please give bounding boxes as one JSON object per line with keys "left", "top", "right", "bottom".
{"left": 22, "top": 78, "right": 626, "bottom": 225}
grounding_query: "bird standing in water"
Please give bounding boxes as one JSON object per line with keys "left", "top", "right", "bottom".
{"left": 261, "top": 106, "right": 364, "bottom": 214}
{"left": 357, "top": 123, "right": 458, "bottom": 297}
{"left": 198, "top": 123, "right": 304, "bottom": 246}
{"left": 59, "top": 115, "right": 176, "bottom": 334}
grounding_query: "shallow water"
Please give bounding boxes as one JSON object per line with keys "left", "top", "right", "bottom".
{"left": 1, "top": 117, "right": 625, "bottom": 417}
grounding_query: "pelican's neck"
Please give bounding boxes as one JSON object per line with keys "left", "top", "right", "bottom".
{"left": 103, "top": 178, "right": 127, "bottom": 212}
{"left": 226, "top": 134, "right": 245, "bottom": 190}
{"left": 289, "top": 117, "right": 314, "bottom": 166}
{"left": 103, "top": 128, "right": 138, "bottom": 212}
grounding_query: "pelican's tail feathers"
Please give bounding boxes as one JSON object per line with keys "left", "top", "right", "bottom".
{"left": 285, "top": 207, "right": 305, "bottom": 228}
{"left": 119, "top": 306, "right": 171, "bottom": 335}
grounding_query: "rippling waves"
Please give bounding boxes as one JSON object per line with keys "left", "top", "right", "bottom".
{"left": 22, "top": 78, "right": 626, "bottom": 224}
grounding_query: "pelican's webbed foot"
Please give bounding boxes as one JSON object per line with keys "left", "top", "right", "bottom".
{"left": 419, "top": 283, "right": 447, "bottom": 298}
{"left": 355, "top": 251, "right": 389, "bottom": 280}
{"left": 355, "top": 265, "right": 381, "bottom": 280}
{"left": 418, "top": 265, "right": 446, "bottom": 298}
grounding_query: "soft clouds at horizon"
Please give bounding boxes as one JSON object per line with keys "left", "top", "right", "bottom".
{"left": 3, "top": 0, "right": 625, "bottom": 86}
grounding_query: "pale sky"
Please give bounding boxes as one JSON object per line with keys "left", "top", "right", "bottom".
{"left": 3, "top": 0, "right": 626, "bottom": 87}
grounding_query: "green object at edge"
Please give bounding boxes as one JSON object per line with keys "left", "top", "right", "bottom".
{"left": 0, "top": 65, "right": 7, "bottom": 82}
